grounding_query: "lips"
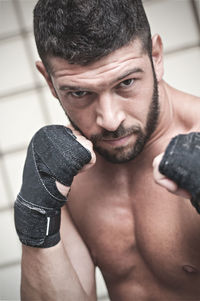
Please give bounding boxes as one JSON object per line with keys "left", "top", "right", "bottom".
{"left": 102, "top": 134, "right": 132, "bottom": 147}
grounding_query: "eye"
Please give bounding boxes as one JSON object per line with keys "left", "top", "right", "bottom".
{"left": 70, "top": 91, "right": 88, "bottom": 98}
{"left": 119, "top": 78, "right": 134, "bottom": 88}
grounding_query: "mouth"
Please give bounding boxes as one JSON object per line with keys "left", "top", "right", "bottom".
{"left": 101, "top": 134, "right": 132, "bottom": 147}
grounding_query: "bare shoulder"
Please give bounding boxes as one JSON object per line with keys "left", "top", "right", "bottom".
{"left": 170, "top": 85, "right": 200, "bottom": 131}
{"left": 60, "top": 204, "right": 96, "bottom": 298}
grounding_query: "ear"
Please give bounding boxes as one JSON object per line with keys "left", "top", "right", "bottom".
{"left": 151, "top": 34, "right": 164, "bottom": 82}
{"left": 36, "top": 61, "right": 58, "bottom": 99}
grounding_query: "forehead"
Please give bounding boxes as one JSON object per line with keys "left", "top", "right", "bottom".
{"left": 49, "top": 40, "right": 149, "bottom": 87}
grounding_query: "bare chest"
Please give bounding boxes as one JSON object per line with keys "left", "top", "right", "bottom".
{"left": 68, "top": 173, "right": 200, "bottom": 297}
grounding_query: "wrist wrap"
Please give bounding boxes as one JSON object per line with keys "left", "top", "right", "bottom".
{"left": 159, "top": 132, "right": 200, "bottom": 214}
{"left": 14, "top": 125, "right": 91, "bottom": 247}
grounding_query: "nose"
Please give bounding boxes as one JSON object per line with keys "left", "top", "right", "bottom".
{"left": 96, "top": 93, "right": 126, "bottom": 131}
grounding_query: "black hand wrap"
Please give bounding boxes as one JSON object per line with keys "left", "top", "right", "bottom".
{"left": 159, "top": 132, "right": 200, "bottom": 214}
{"left": 14, "top": 125, "right": 91, "bottom": 248}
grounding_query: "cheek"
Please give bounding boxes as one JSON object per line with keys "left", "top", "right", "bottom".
{"left": 125, "top": 88, "right": 153, "bottom": 123}
{"left": 136, "top": 76, "right": 155, "bottom": 115}
{"left": 66, "top": 106, "right": 96, "bottom": 136}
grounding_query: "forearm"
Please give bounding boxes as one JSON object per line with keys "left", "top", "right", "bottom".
{"left": 15, "top": 125, "right": 95, "bottom": 300}
{"left": 21, "top": 241, "right": 90, "bottom": 301}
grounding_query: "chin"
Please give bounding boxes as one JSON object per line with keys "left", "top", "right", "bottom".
{"left": 95, "top": 144, "right": 144, "bottom": 164}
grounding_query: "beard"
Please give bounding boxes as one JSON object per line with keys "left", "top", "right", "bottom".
{"left": 66, "top": 68, "right": 159, "bottom": 164}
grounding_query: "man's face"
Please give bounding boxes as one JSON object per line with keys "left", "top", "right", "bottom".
{"left": 48, "top": 40, "right": 160, "bottom": 163}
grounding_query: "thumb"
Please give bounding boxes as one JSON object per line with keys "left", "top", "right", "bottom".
{"left": 153, "top": 153, "right": 178, "bottom": 191}
{"left": 153, "top": 153, "right": 191, "bottom": 199}
{"left": 56, "top": 181, "right": 70, "bottom": 198}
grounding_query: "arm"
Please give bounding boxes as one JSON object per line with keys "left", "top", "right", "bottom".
{"left": 21, "top": 207, "right": 96, "bottom": 301}
{"left": 14, "top": 125, "right": 96, "bottom": 300}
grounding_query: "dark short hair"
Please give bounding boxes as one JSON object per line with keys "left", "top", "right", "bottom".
{"left": 33, "top": 0, "right": 152, "bottom": 70}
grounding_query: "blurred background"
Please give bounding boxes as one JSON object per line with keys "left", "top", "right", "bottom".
{"left": 0, "top": 0, "right": 200, "bottom": 300}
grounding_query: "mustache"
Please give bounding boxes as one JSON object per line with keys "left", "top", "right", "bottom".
{"left": 91, "top": 124, "right": 141, "bottom": 143}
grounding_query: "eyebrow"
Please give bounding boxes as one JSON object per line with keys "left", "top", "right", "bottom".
{"left": 59, "top": 67, "right": 144, "bottom": 91}
{"left": 60, "top": 85, "right": 88, "bottom": 91}
{"left": 114, "top": 67, "right": 144, "bottom": 83}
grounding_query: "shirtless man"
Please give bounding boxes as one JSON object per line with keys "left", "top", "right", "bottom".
{"left": 15, "top": 0, "right": 200, "bottom": 300}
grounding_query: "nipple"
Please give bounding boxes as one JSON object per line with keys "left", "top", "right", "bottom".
{"left": 182, "top": 265, "right": 198, "bottom": 274}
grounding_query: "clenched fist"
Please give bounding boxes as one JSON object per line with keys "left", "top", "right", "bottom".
{"left": 14, "top": 125, "right": 95, "bottom": 248}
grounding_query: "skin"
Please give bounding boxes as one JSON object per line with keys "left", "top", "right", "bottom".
{"left": 21, "top": 35, "right": 200, "bottom": 300}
